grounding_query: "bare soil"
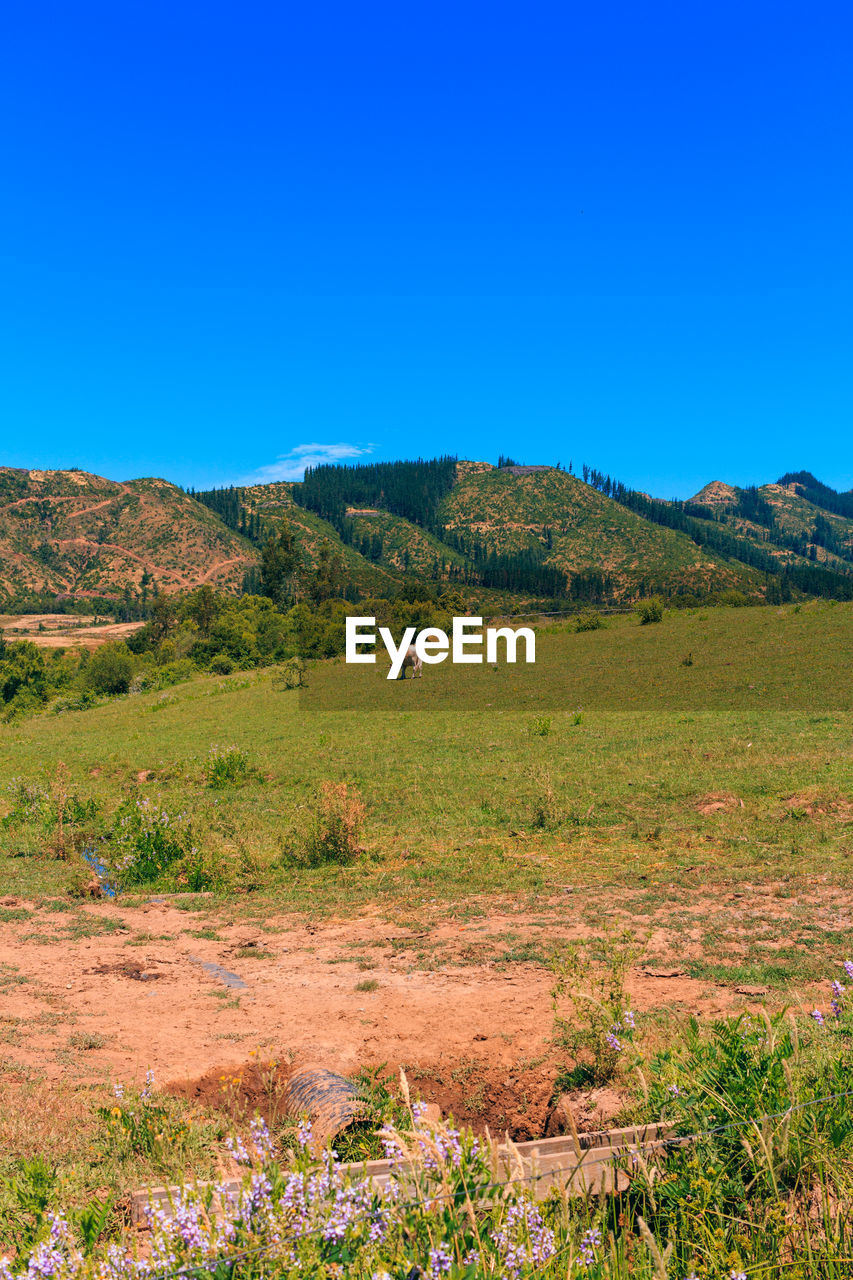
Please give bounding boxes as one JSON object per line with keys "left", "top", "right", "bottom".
{"left": 0, "top": 615, "right": 144, "bottom": 649}
{"left": 2, "top": 888, "right": 834, "bottom": 1137}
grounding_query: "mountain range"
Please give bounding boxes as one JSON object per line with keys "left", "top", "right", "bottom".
{"left": 1, "top": 461, "right": 852, "bottom": 609}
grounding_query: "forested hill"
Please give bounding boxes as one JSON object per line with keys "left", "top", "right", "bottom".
{"left": 4, "top": 460, "right": 853, "bottom": 612}
{"left": 194, "top": 459, "right": 853, "bottom": 608}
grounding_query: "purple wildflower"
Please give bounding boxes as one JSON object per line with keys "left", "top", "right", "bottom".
{"left": 427, "top": 1245, "right": 453, "bottom": 1277}
{"left": 225, "top": 1135, "right": 250, "bottom": 1165}
{"left": 811, "top": 1008, "right": 826, "bottom": 1029}
{"left": 605, "top": 1031, "right": 622, "bottom": 1052}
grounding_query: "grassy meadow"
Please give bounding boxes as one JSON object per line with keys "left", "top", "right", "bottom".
{"left": 1, "top": 600, "right": 851, "bottom": 929}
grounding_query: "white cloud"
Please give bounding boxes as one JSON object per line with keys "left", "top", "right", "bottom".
{"left": 239, "top": 442, "right": 375, "bottom": 484}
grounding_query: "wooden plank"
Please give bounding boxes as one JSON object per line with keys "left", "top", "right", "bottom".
{"left": 130, "top": 1122, "right": 676, "bottom": 1224}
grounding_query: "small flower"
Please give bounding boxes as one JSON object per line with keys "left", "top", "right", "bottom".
{"left": 622, "top": 1009, "right": 636, "bottom": 1030}
{"left": 811, "top": 1008, "right": 826, "bottom": 1029}
{"left": 605, "top": 1031, "right": 622, "bottom": 1052}
{"left": 668, "top": 1083, "right": 681, "bottom": 1097}
{"left": 832, "top": 980, "right": 845, "bottom": 1000}
{"left": 427, "top": 1245, "right": 453, "bottom": 1276}
{"left": 844, "top": 959, "right": 853, "bottom": 981}
{"left": 731, "top": 1271, "right": 747, "bottom": 1280}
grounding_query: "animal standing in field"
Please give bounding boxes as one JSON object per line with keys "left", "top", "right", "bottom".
{"left": 397, "top": 644, "right": 423, "bottom": 679}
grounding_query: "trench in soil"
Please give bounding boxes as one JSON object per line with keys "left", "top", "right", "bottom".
{"left": 166, "top": 1056, "right": 625, "bottom": 1147}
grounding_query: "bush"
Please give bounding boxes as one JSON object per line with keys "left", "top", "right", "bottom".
{"left": 204, "top": 745, "right": 256, "bottom": 788}
{"left": 208, "top": 652, "right": 235, "bottom": 675}
{"left": 574, "top": 609, "right": 604, "bottom": 632}
{"left": 85, "top": 642, "right": 133, "bottom": 695}
{"left": 289, "top": 781, "right": 366, "bottom": 867}
{"left": 109, "top": 797, "right": 196, "bottom": 887}
{"left": 0, "top": 641, "right": 48, "bottom": 706}
{"left": 637, "top": 597, "right": 664, "bottom": 625}
{"left": 154, "top": 659, "right": 196, "bottom": 688}
{"left": 271, "top": 656, "right": 306, "bottom": 689}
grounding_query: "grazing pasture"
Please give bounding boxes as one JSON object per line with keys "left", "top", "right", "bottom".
{"left": 1, "top": 601, "right": 852, "bottom": 1271}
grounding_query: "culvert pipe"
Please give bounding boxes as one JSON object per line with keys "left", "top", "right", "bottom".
{"left": 284, "top": 1066, "right": 370, "bottom": 1151}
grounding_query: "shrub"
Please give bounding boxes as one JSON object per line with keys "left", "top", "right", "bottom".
{"left": 85, "top": 642, "right": 134, "bottom": 695}
{"left": 0, "top": 641, "right": 48, "bottom": 706}
{"left": 109, "top": 797, "right": 196, "bottom": 886}
{"left": 291, "top": 781, "right": 366, "bottom": 867}
{"left": 528, "top": 715, "right": 551, "bottom": 737}
{"left": 637, "top": 597, "right": 664, "bottom": 625}
{"left": 204, "top": 744, "right": 256, "bottom": 789}
{"left": 208, "top": 652, "right": 235, "bottom": 675}
{"left": 574, "top": 609, "right": 604, "bottom": 632}
{"left": 271, "top": 656, "right": 306, "bottom": 689}
{"left": 154, "top": 659, "right": 196, "bottom": 688}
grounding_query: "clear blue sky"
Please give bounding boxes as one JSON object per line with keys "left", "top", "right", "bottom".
{"left": 1, "top": 1, "right": 850, "bottom": 498}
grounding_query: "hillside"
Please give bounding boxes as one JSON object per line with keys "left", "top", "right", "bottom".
{"left": 0, "top": 468, "right": 256, "bottom": 602}
{"left": 439, "top": 464, "right": 764, "bottom": 600}
{"left": 237, "top": 481, "right": 401, "bottom": 596}
{"left": 688, "top": 478, "right": 853, "bottom": 576}
{"left": 5, "top": 460, "right": 853, "bottom": 610}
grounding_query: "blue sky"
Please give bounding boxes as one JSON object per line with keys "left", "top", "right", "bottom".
{"left": 0, "top": 1, "right": 850, "bottom": 498}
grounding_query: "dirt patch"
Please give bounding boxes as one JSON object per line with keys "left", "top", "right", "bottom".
{"left": 0, "top": 616, "right": 146, "bottom": 650}
{"left": 170, "top": 1055, "right": 563, "bottom": 1143}
{"left": 403, "top": 1057, "right": 557, "bottom": 1141}
{"left": 0, "top": 890, "right": 841, "bottom": 1100}
{"left": 783, "top": 793, "right": 853, "bottom": 819}
{"left": 167, "top": 1059, "right": 293, "bottom": 1122}
{"left": 696, "top": 792, "right": 744, "bottom": 815}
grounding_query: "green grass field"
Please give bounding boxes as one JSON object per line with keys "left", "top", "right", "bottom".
{"left": 2, "top": 600, "right": 853, "bottom": 1269}
{"left": 2, "top": 601, "right": 851, "bottom": 919}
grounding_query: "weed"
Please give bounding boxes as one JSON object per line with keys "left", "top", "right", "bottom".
{"left": 204, "top": 745, "right": 258, "bottom": 789}
{"left": 528, "top": 767, "right": 563, "bottom": 831}
{"left": 98, "top": 1075, "right": 191, "bottom": 1161}
{"left": 552, "top": 930, "right": 646, "bottom": 1086}
{"left": 287, "top": 781, "right": 366, "bottom": 867}
{"left": 528, "top": 715, "right": 551, "bottom": 737}
{"left": 107, "top": 797, "right": 218, "bottom": 890}
{"left": 355, "top": 977, "right": 379, "bottom": 991}
{"left": 69, "top": 1032, "right": 107, "bottom": 1051}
